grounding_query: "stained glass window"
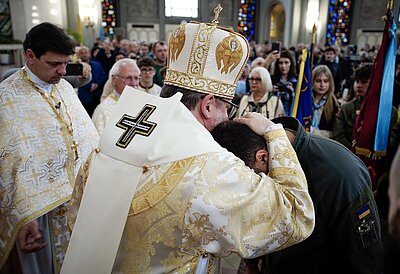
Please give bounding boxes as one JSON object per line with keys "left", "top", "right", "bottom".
{"left": 0, "top": 0, "right": 13, "bottom": 40}
{"left": 101, "top": 0, "right": 117, "bottom": 37}
{"left": 237, "top": 0, "right": 257, "bottom": 41}
{"left": 326, "top": 0, "right": 352, "bottom": 45}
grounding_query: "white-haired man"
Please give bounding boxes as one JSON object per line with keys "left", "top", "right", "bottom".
{"left": 92, "top": 59, "right": 140, "bottom": 136}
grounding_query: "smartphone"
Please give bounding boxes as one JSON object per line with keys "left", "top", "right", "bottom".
{"left": 272, "top": 42, "right": 281, "bottom": 53}
{"left": 65, "top": 63, "right": 83, "bottom": 76}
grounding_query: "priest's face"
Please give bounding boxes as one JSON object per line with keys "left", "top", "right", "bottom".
{"left": 25, "top": 49, "right": 69, "bottom": 84}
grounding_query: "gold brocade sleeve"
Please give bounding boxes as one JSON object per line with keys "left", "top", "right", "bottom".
{"left": 67, "top": 148, "right": 99, "bottom": 231}
{"left": 183, "top": 126, "right": 315, "bottom": 258}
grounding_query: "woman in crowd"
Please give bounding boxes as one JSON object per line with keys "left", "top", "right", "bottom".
{"left": 311, "top": 65, "right": 339, "bottom": 137}
{"left": 271, "top": 50, "right": 298, "bottom": 116}
{"left": 237, "top": 66, "right": 285, "bottom": 119}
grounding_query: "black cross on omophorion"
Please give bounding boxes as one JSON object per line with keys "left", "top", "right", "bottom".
{"left": 115, "top": 104, "right": 157, "bottom": 148}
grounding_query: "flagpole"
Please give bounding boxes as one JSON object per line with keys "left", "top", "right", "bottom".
{"left": 352, "top": 0, "right": 397, "bottom": 187}
{"left": 385, "top": 0, "right": 393, "bottom": 21}
{"left": 387, "top": 0, "right": 393, "bottom": 11}
{"left": 310, "top": 22, "right": 317, "bottom": 71}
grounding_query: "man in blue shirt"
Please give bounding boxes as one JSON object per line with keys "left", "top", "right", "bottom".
{"left": 77, "top": 46, "right": 107, "bottom": 116}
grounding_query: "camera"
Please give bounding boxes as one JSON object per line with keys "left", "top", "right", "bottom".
{"left": 276, "top": 82, "right": 290, "bottom": 101}
{"left": 276, "top": 82, "right": 287, "bottom": 92}
{"left": 65, "top": 63, "right": 83, "bottom": 76}
{"left": 272, "top": 42, "right": 281, "bottom": 53}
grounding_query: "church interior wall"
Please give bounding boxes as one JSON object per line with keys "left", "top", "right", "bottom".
{"left": 120, "top": 0, "right": 237, "bottom": 43}
{"left": 10, "top": 0, "right": 66, "bottom": 41}
{"left": 5, "top": 0, "right": 400, "bottom": 52}
{"left": 9, "top": 0, "right": 66, "bottom": 40}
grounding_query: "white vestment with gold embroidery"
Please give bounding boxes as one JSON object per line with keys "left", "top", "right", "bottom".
{"left": 63, "top": 87, "right": 315, "bottom": 274}
{"left": 0, "top": 68, "right": 99, "bottom": 272}
{"left": 92, "top": 91, "right": 120, "bottom": 136}
{"left": 137, "top": 83, "right": 162, "bottom": 96}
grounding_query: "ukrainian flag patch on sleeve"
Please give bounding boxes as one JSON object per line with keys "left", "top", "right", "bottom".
{"left": 357, "top": 204, "right": 371, "bottom": 220}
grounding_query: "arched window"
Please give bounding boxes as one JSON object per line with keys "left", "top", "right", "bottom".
{"left": 270, "top": 13, "right": 276, "bottom": 39}
{"left": 165, "top": 0, "right": 198, "bottom": 18}
{"left": 269, "top": 4, "right": 285, "bottom": 43}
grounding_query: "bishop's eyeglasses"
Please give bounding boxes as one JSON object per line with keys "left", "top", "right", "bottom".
{"left": 216, "top": 96, "right": 238, "bottom": 119}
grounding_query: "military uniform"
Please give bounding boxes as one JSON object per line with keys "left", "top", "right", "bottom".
{"left": 262, "top": 117, "right": 383, "bottom": 274}
{"left": 333, "top": 98, "right": 397, "bottom": 151}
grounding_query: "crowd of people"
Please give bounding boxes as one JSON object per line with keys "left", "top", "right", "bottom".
{"left": 0, "top": 9, "right": 400, "bottom": 274}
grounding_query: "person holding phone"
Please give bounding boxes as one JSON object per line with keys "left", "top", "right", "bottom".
{"left": 271, "top": 50, "right": 298, "bottom": 116}
{"left": 271, "top": 42, "right": 281, "bottom": 53}
{"left": 63, "top": 61, "right": 92, "bottom": 88}
{"left": 264, "top": 42, "right": 281, "bottom": 71}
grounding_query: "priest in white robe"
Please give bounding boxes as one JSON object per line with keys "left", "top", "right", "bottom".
{"left": 0, "top": 23, "right": 99, "bottom": 273}
{"left": 62, "top": 7, "right": 315, "bottom": 274}
{"left": 92, "top": 59, "right": 140, "bottom": 136}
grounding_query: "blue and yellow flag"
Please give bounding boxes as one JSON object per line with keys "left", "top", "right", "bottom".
{"left": 375, "top": 15, "right": 396, "bottom": 152}
{"left": 291, "top": 47, "right": 313, "bottom": 131}
{"left": 352, "top": 11, "right": 396, "bottom": 187}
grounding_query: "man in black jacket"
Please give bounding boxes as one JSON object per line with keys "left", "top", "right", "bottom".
{"left": 211, "top": 116, "right": 383, "bottom": 274}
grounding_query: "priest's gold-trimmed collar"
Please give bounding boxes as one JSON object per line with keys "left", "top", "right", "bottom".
{"left": 24, "top": 64, "right": 52, "bottom": 92}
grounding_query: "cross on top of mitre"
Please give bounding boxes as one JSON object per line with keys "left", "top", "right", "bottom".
{"left": 212, "top": 3, "right": 223, "bottom": 25}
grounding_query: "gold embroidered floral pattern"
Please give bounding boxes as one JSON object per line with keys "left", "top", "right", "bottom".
{"left": 129, "top": 157, "right": 195, "bottom": 215}
{"left": 114, "top": 158, "right": 201, "bottom": 273}
{"left": 165, "top": 69, "right": 235, "bottom": 99}
{"left": 80, "top": 130, "right": 312, "bottom": 272}
{"left": 162, "top": 251, "right": 198, "bottom": 274}
{"left": 169, "top": 24, "right": 186, "bottom": 63}
{"left": 272, "top": 142, "right": 297, "bottom": 166}
{"left": 216, "top": 35, "right": 243, "bottom": 74}
{"left": 183, "top": 212, "right": 217, "bottom": 248}
{"left": 68, "top": 149, "right": 98, "bottom": 231}
{"left": 269, "top": 167, "right": 305, "bottom": 181}
{"left": 188, "top": 23, "right": 216, "bottom": 76}
{"left": 49, "top": 203, "right": 70, "bottom": 273}
{"left": 263, "top": 129, "right": 287, "bottom": 143}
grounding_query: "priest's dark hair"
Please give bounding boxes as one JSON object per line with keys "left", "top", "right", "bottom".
{"left": 211, "top": 120, "right": 266, "bottom": 169}
{"left": 23, "top": 22, "right": 74, "bottom": 58}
